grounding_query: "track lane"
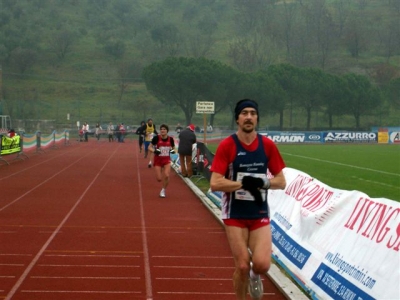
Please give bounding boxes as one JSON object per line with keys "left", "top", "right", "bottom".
{"left": 0, "top": 140, "right": 287, "bottom": 300}
{"left": 2, "top": 143, "right": 121, "bottom": 300}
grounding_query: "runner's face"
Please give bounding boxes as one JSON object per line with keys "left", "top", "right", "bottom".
{"left": 160, "top": 127, "right": 168, "bottom": 137}
{"left": 238, "top": 108, "right": 257, "bottom": 133}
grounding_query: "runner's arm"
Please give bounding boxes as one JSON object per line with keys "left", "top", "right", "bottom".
{"left": 210, "top": 172, "right": 242, "bottom": 193}
{"left": 269, "top": 170, "right": 286, "bottom": 190}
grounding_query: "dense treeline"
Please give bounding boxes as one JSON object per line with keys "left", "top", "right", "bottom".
{"left": 143, "top": 57, "right": 394, "bottom": 129}
{"left": 0, "top": 0, "right": 399, "bottom": 130}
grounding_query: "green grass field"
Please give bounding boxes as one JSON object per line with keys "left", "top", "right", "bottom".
{"left": 205, "top": 143, "right": 400, "bottom": 201}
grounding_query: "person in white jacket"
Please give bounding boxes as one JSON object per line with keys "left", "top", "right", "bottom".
{"left": 82, "top": 122, "right": 89, "bottom": 142}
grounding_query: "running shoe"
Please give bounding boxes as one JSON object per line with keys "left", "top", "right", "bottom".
{"left": 248, "top": 274, "right": 263, "bottom": 300}
{"left": 159, "top": 189, "right": 166, "bottom": 198}
{"left": 148, "top": 162, "right": 152, "bottom": 168}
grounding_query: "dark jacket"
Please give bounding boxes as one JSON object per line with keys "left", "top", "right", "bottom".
{"left": 178, "top": 128, "right": 196, "bottom": 155}
{"left": 136, "top": 122, "right": 146, "bottom": 136}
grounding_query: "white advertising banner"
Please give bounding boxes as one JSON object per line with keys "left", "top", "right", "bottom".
{"left": 269, "top": 168, "right": 400, "bottom": 300}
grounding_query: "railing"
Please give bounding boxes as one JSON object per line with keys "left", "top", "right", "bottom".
{"left": 0, "top": 130, "right": 69, "bottom": 165}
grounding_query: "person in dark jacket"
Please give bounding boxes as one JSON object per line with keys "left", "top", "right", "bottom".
{"left": 178, "top": 124, "right": 197, "bottom": 177}
{"left": 136, "top": 121, "right": 146, "bottom": 152}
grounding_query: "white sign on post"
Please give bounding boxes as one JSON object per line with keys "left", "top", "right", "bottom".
{"left": 196, "top": 101, "right": 215, "bottom": 114}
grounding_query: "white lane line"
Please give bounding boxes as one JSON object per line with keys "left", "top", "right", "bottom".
{"left": 44, "top": 254, "right": 140, "bottom": 258}
{"left": 157, "top": 291, "right": 235, "bottom": 295}
{"left": 30, "top": 276, "right": 140, "bottom": 280}
{"left": 156, "top": 277, "right": 231, "bottom": 281}
{"left": 351, "top": 176, "right": 400, "bottom": 189}
{"left": 0, "top": 146, "right": 80, "bottom": 182}
{"left": 37, "top": 264, "right": 139, "bottom": 268}
{"left": 154, "top": 266, "right": 232, "bottom": 269}
{"left": 0, "top": 254, "right": 32, "bottom": 257}
{"left": 4, "top": 146, "right": 119, "bottom": 300}
{"left": 157, "top": 291, "right": 275, "bottom": 295}
{"left": 282, "top": 152, "right": 399, "bottom": 176}
{"left": 136, "top": 149, "right": 153, "bottom": 300}
{"left": 21, "top": 290, "right": 141, "bottom": 294}
{"left": 153, "top": 255, "right": 231, "bottom": 259}
{"left": 0, "top": 147, "right": 98, "bottom": 212}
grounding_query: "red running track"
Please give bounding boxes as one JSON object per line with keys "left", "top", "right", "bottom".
{"left": 0, "top": 140, "right": 287, "bottom": 300}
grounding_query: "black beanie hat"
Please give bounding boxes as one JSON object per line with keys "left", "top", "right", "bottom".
{"left": 234, "top": 99, "right": 259, "bottom": 121}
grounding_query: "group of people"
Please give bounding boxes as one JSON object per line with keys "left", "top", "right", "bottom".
{"left": 80, "top": 122, "right": 89, "bottom": 142}
{"left": 79, "top": 122, "right": 127, "bottom": 142}
{"left": 139, "top": 99, "right": 286, "bottom": 300}
{"left": 135, "top": 119, "right": 179, "bottom": 197}
{"left": 136, "top": 118, "right": 198, "bottom": 197}
{"left": 84, "top": 99, "right": 287, "bottom": 300}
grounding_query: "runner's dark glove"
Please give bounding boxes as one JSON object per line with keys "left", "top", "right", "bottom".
{"left": 242, "top": 176, "right": 264, "bottom": 206}
{"left": 154, "top": 148, "right": 161, "bottom": 155}
{"left": 170, "top": 149, "right": 175, "bottom": 154}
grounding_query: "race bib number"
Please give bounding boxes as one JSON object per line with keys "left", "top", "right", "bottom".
{"left": 160, "top": 146, "right": 170, "bottom": 156}
{"left": 235, "top": 172, "right": 267, "bottom": 201}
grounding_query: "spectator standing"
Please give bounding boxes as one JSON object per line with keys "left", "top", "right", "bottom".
{"left": 178, "top": 124, "right": 196, "bottom": 178}
{"left": 107, "top": 122, "right": 114, "bottom": 142}
{"left": 149, "top": 124, "right": 176, "bottom": 198}
{"left": 79, "top": 129, "right": 84, "bottom": 142}
{"left": 115, "top": 123, "right": 121, "bottom": 142}
{"left": 136, "top": 121, "right": 146, "bottom": 152}
{"left": 210, "top": 99, "right": 286, "bottom": 300}
{"left": 95, "top": 123, "right": 103, "bottom": 141}
{"left": 82, "top": 122, "right": 89, "bottom": 142}
{"left": 119, "top": 123, "right": 126, "bottom": 143}
{"left": 175, "top": 123, "right": 183, "bottom": 134}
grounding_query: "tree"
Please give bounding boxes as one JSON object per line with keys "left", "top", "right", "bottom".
{"left": 299, "top": 0, "right": 338, "bottom": 69}
{"left": 377, "top": 18, "right": 400, "bottom": 63}
{"left": 332, "top": 0, "right": 350, "bottom": 37}
{"left": 116, "top": 60, "right": 142, "bottom": 106}
{"left": 196, "top": 63, "right": 239, "bottom": 126}
{"left": 48, "top": 29, "right": 76, "bottom": 60}
{"left": 180, "top": 3, "right": 219, "bottom": 58}
{"left": 343, "top": 13, "right": 368, "bottom": 58}
{"left": 150, "top": 23, "right": 182, "bottom": 58}
{"left": 295, "top": 67, "right": 326, "bottom": 130}
{"left": 385, "top": 77, "right": 400, "bottom": 108}
{"left": 342, "top": 73, "right": 382, "bottom": 129}
{"left": 321, "top": 74, "right": 347, "bottom": 128}
{"left": 278, "top": 0, "right": 299, "bottom": 58}
{"left": 104, "top": 39, "right": 126, "bottom": 61}
{"left": 142, "top": 57, "right": 234, "bottom": 125}
{"left": 268, "top": 64, "right": 300, "bottom": 128}
{"left": 221, "top": 71, "right": 255, "bottom": 129}
{"left": 250, "top": 71, "right": 287, "bottom": 130}
{"left": 10, "top": 47, "right": 37, "bottom": 74}
{"left": 228, "top": 0, "right": 279, "bottom": 72}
